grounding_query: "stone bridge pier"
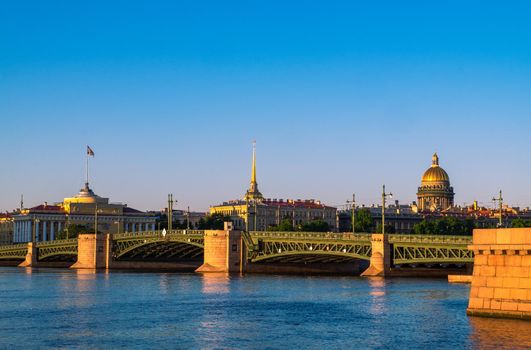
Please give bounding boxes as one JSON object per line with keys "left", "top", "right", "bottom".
{"left": 360, "top": 234, "right": 391, "bottom": 277}
{"left": 467, "top": 228, "right": 531, "bottom": 319}
{"left": 195, "top": 223, "right": 243, "bottom": 273}
{"left": 70, "top": 234, "right": 112, "bottom": 269}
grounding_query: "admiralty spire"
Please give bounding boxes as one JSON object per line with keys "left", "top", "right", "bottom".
{"left": 244, "top": 141, "right": 263, "bottom": 201}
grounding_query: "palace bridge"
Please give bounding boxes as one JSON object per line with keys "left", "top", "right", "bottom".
{"left": 0, "top": 228, "right": 473, "bottom": 275}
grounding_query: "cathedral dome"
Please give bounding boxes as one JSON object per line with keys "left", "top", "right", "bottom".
{"left": 421, "top": 153, "right": 450, "bottom": 183}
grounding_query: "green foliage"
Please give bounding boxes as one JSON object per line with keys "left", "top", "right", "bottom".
{"left": 55, "top": 224, "right": 91, "bottom": 239}
{"left": 197, "top": 213, "right": 232, "bottom": 230}
{"left": 299, "top": 220, "right": 329, "bottom": 232}
{"left": 511, "top": 218, "right": 531, "bottom": 228}
{"left": 268, "top": 219, "right": 329, "bottom": 232}
{"left": 354, "top": 208, "right": 373, "bottom": 233}
{"left": 375, "top": 222, "right": 396, "bottom": 234}
{"left": 268, "top": 219, "right": 295, "bottom": 231}
{"left": 412, "top": 217, "right": 474, "bottom": 235}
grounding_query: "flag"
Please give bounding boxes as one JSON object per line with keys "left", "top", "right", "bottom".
{"left": 87, "top": 146, "right": 95, "bottom": 157}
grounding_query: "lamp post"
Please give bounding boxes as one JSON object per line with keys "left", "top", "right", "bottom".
{"left": 186, "top": 206, "right": 190, "bottom": 230}
{"left": 167, "top": 194, "right": 177, "bottom": 232}
{"left": 492, "top": 190, "right": 503, "bottom": 227}
{"left": 346, "top": 194, "right": 355, "bottom": 234}
{"left": 65, "top": 214, "right": 70, "bottom": 240}
{"left": 254, "top": 201, "right": 258, "bottom": 231}
{"left": 381, "top": 185, "right": 393, "bottom": 235}
{"left": 94, "top": 204, "right": 99, "bottom": 235}
{"left": 32, "top": 218, "right": 40, "bottom": 243}
{"left": 245, "top": 198, "right": 250, "bottom": 232}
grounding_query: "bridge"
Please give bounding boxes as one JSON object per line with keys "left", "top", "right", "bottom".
{"left": 0, "top": 228, "right": 473, "bottom": 275}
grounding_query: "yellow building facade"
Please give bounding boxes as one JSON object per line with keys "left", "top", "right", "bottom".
{"left": 210, "top": 144, "right": 337, "bottom": 231}
{"left": 12, "top": 183, "right": 156, "bottom": 243}
{"left": 0, "top": 214, "right": 13, "bottom": 245}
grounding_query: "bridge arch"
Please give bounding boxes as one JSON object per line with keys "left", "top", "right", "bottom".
{"left": 113, "top": 237, "right": 204, "bottom": 261}
{"left": 252, "top": 250, "right": 371, "bottom": 264}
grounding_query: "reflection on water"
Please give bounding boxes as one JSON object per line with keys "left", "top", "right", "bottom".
{"left": 0, "top": 267, "right": 529, "bottom": 349}
{"left": 470, "top": 317, "right": 531, "bottom": 349}
{"left": 201, "top": 273, "right": 230, "bottom": 294}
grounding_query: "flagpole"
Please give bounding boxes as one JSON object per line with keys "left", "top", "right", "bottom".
{"left": 86, "top": 148, "right": 89, "bottom": 186}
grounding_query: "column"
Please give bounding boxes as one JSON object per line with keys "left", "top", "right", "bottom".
{"left": 50, "top": 221, "right": 55, "bottom": 241}
{"left": 13, "top": 222, "right": 18, "bottom": 243}
{"left": 132, "top": 223, "right": 136, "bottom": 233}
{"left": 35, "top": 221, "right": 40, "bottom": 242}
{"left": 43, "top": 221, "right": 48, "bottom": 241}
{"left": 26, "top": 221, "right": 32, "bottom": 242}
{"left": 58, "top": 222, "right": 63, "bottom": 237}
{"left": 151, "top": 223, "right": 155, "bottom": 231}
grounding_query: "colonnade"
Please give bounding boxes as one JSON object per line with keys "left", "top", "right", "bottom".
{"left": 13, "top": 220, "right": 64, "bottom": 243}
{"left": 124, "top": 222, "right": 156, "bottom": 233}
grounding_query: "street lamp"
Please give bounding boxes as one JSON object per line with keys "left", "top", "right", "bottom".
{"left": 492, "top": 190, "right": 503, "bottom": 227}
{"left": 346, "top": 194, "right": 356, "bottom": 234}
{"left": 65, "top": 214, "right": 70, "bottom": 239}
{"left": 167, "top": 194, "right": 177, "bottom": 232}
{"left": 32, "top": 218, "right": 40, "bottom": 243}
{"left": 381, "top": 185, "right": 393, "bottom": 235}
{"left": 186, "top": 206, "right": 190, "bottom": 230}
{"left": 94, "top": 205, "right": 104, "bottom": 235}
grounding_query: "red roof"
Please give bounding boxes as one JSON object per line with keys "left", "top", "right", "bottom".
{"left": 28, "top": 204, "right": 65, "bottom": 213}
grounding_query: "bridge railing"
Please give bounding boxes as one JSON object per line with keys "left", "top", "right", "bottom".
{"left": 0, "top": 243, "right": 28, "bottom": 250}
{"left": 113, "top": 230, "right": 205, "bottom": 240}
{"left": 35, "top": 239, "right": 78, "bottom": 247}
{"left": 388, "top": 234, "right": 472, "bottom": 244}
{"left": 249, "top": 231, "right": 372, "bottom": 241}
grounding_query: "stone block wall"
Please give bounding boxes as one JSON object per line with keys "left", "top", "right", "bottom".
{"left": 195, "top": 229, "right": 242, "bottom": 273}
{"left": 467, "top": 228, "right": 531, "bottom": 319}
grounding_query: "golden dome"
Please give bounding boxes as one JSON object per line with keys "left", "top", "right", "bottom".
{"left": 421, "top": 153, "right": 450, "bottom": 183}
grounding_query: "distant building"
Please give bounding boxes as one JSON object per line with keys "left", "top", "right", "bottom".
{"left": 0, "top": 214, "right": 13, "bottom": 245}
{"left": 12, "top": 182, "right": 156, "bottom": 243}
{"left": 338, "top": 202, "right": 422, "bottom": 233}
{"left": 210, "top": 143, "right": 337, "bottom": 231}
{"left": 417, "top": 153, "right": 455, "bottom": 212}
{"left": 148, "top": 209, "right": 207, "bottom": 229}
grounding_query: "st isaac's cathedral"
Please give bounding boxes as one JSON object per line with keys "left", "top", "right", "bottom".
{"left": 416, "top": 153, "right": 455, "bottom": 212}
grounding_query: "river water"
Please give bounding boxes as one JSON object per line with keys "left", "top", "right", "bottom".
{"left": 0, "top": 267, "right": 529, "bottom": 349}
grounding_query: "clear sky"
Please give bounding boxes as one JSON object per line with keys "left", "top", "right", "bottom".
{"left": 1, "top": 1, "right": 531, "bottom": 212}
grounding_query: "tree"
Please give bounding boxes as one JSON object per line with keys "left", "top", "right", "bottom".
{"left": 375, "top": 222, "right": 395, "bottom": 234}
{"left": 55, "top": 224, "right": 92, "bottom": 239}
{"left": 412, "top": 217, "right": 474, "bottom": 235}
{"left": 299, "top": 220, "right": 329, "bottom": 232}
{"left": 197, "top": 213, "right": 232, "bottom": 230}
{"left": 511, "top": 218, "right": 531, "bottom": 228}
{"left": 354, "top": 208, "right": 373, "bottom": 233}
{"left": 269, "top": 219, "right": 295, "bottom": 231}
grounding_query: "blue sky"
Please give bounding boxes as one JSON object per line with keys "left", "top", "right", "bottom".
{"left": 1, "top": 1, "right": 530, "bottom": 212}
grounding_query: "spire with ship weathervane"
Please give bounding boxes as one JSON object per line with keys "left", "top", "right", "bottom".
{"left": 244, "top": 140, "right": 263, "bottom": 201}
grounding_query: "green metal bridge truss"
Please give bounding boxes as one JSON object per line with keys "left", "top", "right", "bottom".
{"left": 0, "top": 231, "right": 473, "bottom": 265}
{"left": 112, "top": 230, "right": 204, "bottom": 261}
{"left": 36, "top": 239, "right": 78, "bottom": 261}
{"left": 246, "top": 231, "right": 373, "bottom": 263}
{"left": 388, "top": 234, "right": 473, "bottom": 264}
{"left": 0, "top": 243, "right": 27, "bottom": 260}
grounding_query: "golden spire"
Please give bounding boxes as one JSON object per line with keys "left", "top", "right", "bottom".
{"left": 432, "top": 152, "right": 439, "bottom": 167}
{"left": 244, "top": 140, "right": 263, "bottom": 201}
{"left": 251, "top": 140, "right": 257, "bottom": 185}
